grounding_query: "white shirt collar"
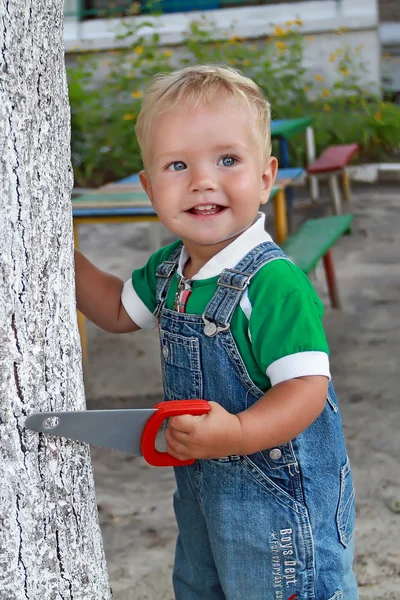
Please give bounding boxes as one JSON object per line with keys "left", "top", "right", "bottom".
{"left": 177, "top": 213, "right": 273, "bottom": 280}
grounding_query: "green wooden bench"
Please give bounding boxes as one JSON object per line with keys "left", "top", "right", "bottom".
{"left": 281, "top": 214, "right": 353, "bottom": 309}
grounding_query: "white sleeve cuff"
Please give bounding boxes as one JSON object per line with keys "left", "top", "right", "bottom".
{"left": 266, "top": 351, "right": 331, "bottom": 387}
{"left": 121, "top": 279, "right": 158, "bottom": 330}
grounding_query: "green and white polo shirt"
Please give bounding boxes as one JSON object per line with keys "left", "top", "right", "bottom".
{"left": 122, "top": 213, "right": 330, "bottom": 392}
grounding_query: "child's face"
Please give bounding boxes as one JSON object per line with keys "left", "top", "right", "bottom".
{"left": 140, "top": 97, "right": 277, "bottom": 258}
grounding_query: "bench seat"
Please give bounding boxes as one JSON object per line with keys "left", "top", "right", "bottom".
{"left": 281, "top": 214, "right": 353, "bottom": 308}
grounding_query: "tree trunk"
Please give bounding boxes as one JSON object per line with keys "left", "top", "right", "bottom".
{"left": 0, "top": 1, "right": 111, "bottom": 598}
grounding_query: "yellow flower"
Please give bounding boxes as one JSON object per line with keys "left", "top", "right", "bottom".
{"left": 286, "top": 21, "right": 294, "bottom": 26}
{"left": 134, "top": 45, "right": 144, "bottom": 55}
{"left": 123, "top": 113, "right": 135, "bottom": 120}
{"left": 340, "top": 67, "right": 350, "bottom": 76}
{"left": 374, "top": 111, "right": 383, "bottom": 121}
{"left": 295, "top": 19, "right": 303, "bottom": 26}
{"left": 355, "top": 45, "right": 364, "bottom": 53}
{"left": 329, "top": 53, "right": 336, "bottom": 62}
{"left": 164, "top": 50, "right": 173, "bottom": 57}
{"left": 336, "top": 48, "right": 343, "bottom": 56}
{"left": 315, "top": 74, "right": 324, "bottom": 82}
{"left": 243, "top": 59, "right": 250, "bottom": 66}
{"left": 131, "top": 90, "right": 143, "bottom": 99}
{"left": 273, "top": 26, "right": 286, "bottom": 37}
{"left": 322, "top": 89, "right": 330, "bottom": 97}
{"left": 229, "top": 34, "right": 240, "bottom": 43}
{"left": 228, "top": 58, "right": 235, "bottom": 65}
{"left": 306, "top": 36, "right": 314, "bottom": 42}
{"left": 323, "top": 104, "right": 332, "bottom": 112}
{"left": 127, "top": 1, "right": 141, "bottom": 15}
{"left": 304, "top": 86, "right": 310, "bottom": 92}
{"left": 275, "top": 41, "right": 286, "bottom": 51}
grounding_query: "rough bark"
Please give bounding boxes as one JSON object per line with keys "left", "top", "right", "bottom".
{"left": 0, "top": 1, "right": 111, "bottom": 598}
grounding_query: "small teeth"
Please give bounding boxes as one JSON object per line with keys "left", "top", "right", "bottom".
{"left": 194, "top": 204, "right": 217, "bottom": 211}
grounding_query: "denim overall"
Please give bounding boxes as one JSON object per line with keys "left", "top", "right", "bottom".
{"left": 155, "top": 241, "right": 358, "bottom": 600}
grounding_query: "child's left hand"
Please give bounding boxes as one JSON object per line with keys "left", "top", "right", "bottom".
{"left": 165, "top": 401, "right": 243, "bottom": 460}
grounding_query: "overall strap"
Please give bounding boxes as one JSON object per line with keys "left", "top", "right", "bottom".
{"left": 202, "top": 242, "right": 289, "bottom": 336}
{"left": 154, "top": 244, "right": 183, "bottom": 317}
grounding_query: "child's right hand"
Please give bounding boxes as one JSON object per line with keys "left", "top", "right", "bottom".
{"left": 165, "top": 401, "right": 243, "bottom": 461}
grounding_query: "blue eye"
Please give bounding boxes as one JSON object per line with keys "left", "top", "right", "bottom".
{"left": 219, "top": 155, "right": 237, "bottom": 167}
{"left": 167, "top": 161, "right": 186, "bottom": 171}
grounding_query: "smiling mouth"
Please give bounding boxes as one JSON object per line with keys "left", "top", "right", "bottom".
{"left": 188, "top": 204, "right": 225, "bottom": 216}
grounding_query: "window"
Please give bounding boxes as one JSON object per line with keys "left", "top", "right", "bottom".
{"left": 76, "top": 0, "right": 271, "bottom": 20}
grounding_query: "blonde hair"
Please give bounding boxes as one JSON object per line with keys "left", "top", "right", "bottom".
{"left": 135, "top": 64, "right": 272, "bottom": 167}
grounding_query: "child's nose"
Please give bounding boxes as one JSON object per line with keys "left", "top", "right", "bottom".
{"left": 190, "top": 167, "right": 218, "bottom": 193}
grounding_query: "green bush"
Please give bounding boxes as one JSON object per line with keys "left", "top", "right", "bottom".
{"left": 67, "top": 17, "right": 400, "bottom": 187}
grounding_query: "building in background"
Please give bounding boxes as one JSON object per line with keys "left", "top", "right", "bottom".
{"left": 379, "top": 0, "right": 400, "bottom": 97}
{"left": 64, "top": 0, "right": 382, "bottom": 91}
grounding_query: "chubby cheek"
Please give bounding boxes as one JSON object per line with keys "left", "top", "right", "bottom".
{"left": 153, "top": 202, "right": 182, "bottom": 231}
{"left": 152, "top": 178, "right": 182, "bottom": 203}
{"left": 227, "top": 179, "right": 262, "bottom": 211}
{"left": 226, "top": 168, "right": 260, "bottom": 192}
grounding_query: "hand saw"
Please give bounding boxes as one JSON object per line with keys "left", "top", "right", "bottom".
{"left": 24, "top": 400, "right": 210, "bottom": 467}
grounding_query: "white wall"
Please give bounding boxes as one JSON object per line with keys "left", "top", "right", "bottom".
{"left": 64, "top": 0, "right": 381, "bottom": 89}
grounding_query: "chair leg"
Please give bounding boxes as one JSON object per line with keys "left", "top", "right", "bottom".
{"left": 273, "top": 189, "right": 288, "bottom": 244}
{"left": 305, "top": 126, "right": 319, "bottom": 203}
{"left": 309, "top": 175, "right": 320, "bottom": 204}
{"left": 322, "top": 250, "right": 341, "bottom": 309}
{"left": 328, "top": 174, "right": 342, "bottom": 215}
{"left": 342, "top": 169, "right": 352, "bottom": 202}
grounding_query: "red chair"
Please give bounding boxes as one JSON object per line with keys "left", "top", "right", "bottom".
{"left": 307, "top": 144, "right": 359, "bottom": 214}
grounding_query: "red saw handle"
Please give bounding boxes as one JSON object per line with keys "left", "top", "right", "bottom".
{"left": 141, "top": 400, "right": 210, "bottom": 467}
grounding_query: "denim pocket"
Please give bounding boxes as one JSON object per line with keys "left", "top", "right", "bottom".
{"left": 336, "top": 457, "right": 356, "bottom": 547}
{"left": 327, "top": 591, "right": 343, "bottom": 600}
{"left": 159, "top": 330, "right": 203, "bottom": 400}
{"left": 241, "top": 455, "right": 306, "bottom": 515}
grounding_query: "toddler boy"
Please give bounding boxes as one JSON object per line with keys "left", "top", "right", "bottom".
{"left": 75, "top": 65, "right": 358, "bottom": 599}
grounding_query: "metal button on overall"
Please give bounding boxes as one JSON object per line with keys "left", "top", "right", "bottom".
{"left": 269, "top": 448, "right": 282, "bottom": 460}
{"left": 162, "top": 346, "right": 169, "bottom": 359}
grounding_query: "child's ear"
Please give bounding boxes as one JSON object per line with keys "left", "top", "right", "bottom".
{"left": 260, "top": 157, "right": 278, "bottom": 205}
{"left": 139, "top": 170, "right": 154, "bottom": 205}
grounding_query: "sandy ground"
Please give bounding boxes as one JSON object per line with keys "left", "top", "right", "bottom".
{"left": 79, "top": 184, "right": 400, "bottom": 599}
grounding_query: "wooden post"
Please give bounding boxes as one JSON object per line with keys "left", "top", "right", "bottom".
{"left": 0, "top": 0, "right": 110, "bottom": 594}
{"left": 322, "top": 250, "right": 341, "bottom": 309}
